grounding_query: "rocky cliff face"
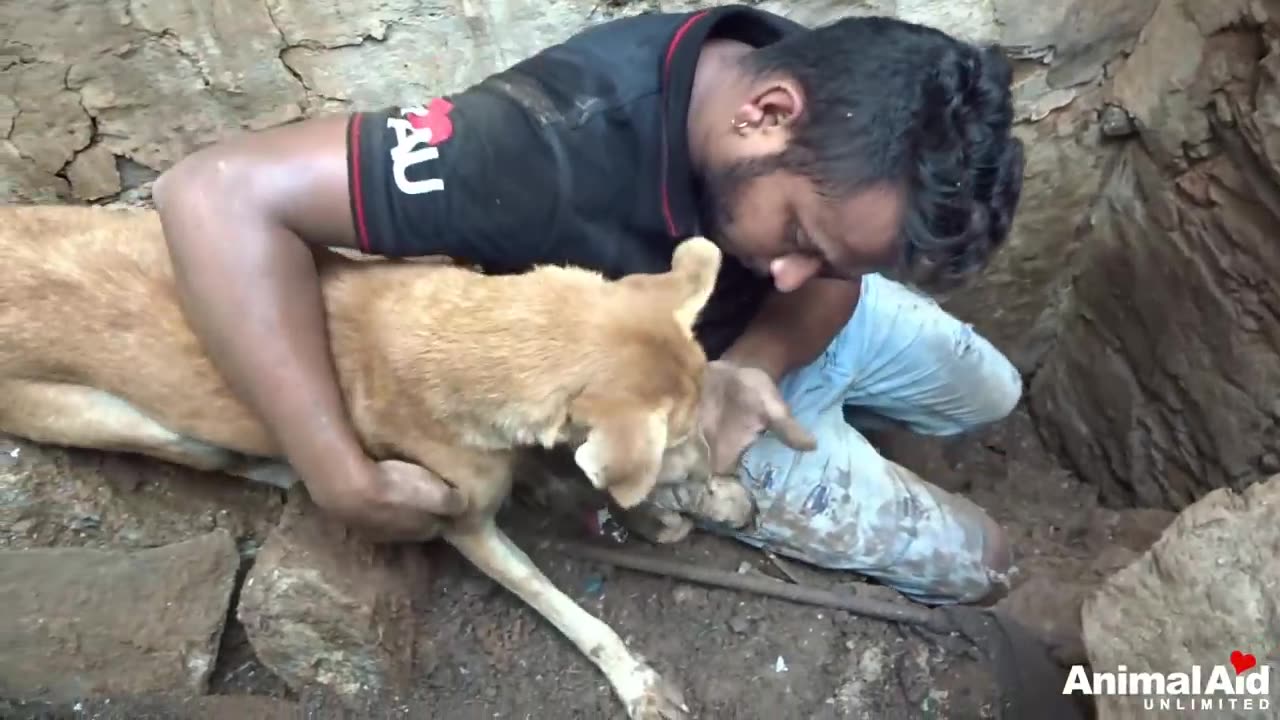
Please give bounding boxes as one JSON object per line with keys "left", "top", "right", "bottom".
{"left": 3, "top": 0, "right": 1278, "bottom": 511}
{"left": 1029, "top": 0, "right": 1280, "bottom": 510}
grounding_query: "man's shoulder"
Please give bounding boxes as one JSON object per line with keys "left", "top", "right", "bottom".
{"left": 341, "top": 5, "right": 805, "bottom": 268}
{"left": 488, "top": 12, "right": 695, "bottom": 116}
{"left": 486, "top": 6, "right": 804, "bottom": 113}
{"left": 561, "top": 5, "right": 804, "bottom": 47}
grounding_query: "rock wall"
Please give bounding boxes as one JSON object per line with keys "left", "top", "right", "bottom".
{"left": 3, "top": 0, "right": 1279, "bottom": 510}
{"left": 1029, "top": 0, "right": 1280, "bottom": 510}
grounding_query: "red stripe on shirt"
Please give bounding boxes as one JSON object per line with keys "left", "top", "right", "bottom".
{"left": 660, "top": 10, "right": 709, "bottom": 238}
{"left": 348, "top": 113, "right": 372, "bottom": 253}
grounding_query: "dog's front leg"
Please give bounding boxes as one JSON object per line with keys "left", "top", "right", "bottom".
{"left": 445, "top": 520, "right": 689, "bottom": 720}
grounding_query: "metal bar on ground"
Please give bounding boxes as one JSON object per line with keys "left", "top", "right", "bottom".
{"left": 532, "top": 536, "right": 952, "bottom": 633}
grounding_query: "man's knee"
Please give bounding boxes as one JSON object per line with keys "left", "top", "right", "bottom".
{"left": 950, "top": 491, "right": 1014, "bottom": 606}
{"left": 840, "top": 276, "right": 1025, "bottom": 435}
{"left": 963, "top": 336, "right": 1023, "bottom": 428}
{"left": 977, "top": 514, "right": 1014, "bottom": 604}
{"left": 911, "top": 325, "right": 1023, "bottom": 437}
{"left": 731, "top": 415, "right": 1013, "bottom": 605}
{"left": 873, "top": 465, "right": 1014, "bottom": 606}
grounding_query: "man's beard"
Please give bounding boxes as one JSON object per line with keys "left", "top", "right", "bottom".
{"left": 693, "top": 154, "right": 786, "bottom": 251}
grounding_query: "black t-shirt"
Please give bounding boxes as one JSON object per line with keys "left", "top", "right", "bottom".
{"left": 345, "top": 5, "right": 803, "bottom": 358}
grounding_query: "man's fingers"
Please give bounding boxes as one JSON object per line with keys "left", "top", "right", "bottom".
{"left": 767, "top": 414, "right": 817, "bottom": 451}
{"left": 758, "top": 395, "right": 817, "bottom": 451}
{"left": 415, "top": 476, "right": 470, "bottom": 516}
{"left": 380, "top": 460, "right": 471, "bottom": 517}
{"left": 753, "top": 384, "right": 817, "bottom": 452}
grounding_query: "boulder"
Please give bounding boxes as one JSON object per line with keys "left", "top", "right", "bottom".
{"left": 0, "top": 531, "right": 240, "bottom": 702}
{"left": 237, "top": 486, "right": 431, "bottom": 707}
{"left": 1080, "top": 474, "right": 1280, "bottom": 719}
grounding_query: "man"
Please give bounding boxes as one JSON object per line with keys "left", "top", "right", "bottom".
{"left": 153, "top": 6, "right": 1025, "bottom": 605}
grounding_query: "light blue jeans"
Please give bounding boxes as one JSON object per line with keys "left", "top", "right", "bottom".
{"left": 714, "top": 273, "right": 1022, "bottom": 605}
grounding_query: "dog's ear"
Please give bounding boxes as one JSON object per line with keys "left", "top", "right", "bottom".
{"left": 667, "top": 236, "right": 722, "bottom": 333}
{"left": 572, "top": 407, "right": 669, "bottom": 509}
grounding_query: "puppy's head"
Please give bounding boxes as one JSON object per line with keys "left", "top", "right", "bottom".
{"left": 570, "top": 237, "right": 721, "bottom": 508}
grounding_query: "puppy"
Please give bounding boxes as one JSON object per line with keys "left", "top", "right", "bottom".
{"left": 0, "top": 203, "right": 756, "bottom": 719}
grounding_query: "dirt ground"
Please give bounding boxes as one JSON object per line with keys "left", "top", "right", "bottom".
{"left": 0, "top": 402, "right": 1174, "bottom": 720}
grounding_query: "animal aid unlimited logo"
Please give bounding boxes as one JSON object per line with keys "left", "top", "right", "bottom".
{"left": 386, "top": 97, "right": 455, "bottom": 195}
{"left": 1063, "top": 650, "right": 1272, "bottom": 712}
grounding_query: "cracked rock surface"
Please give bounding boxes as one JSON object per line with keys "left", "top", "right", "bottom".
{"left": 236, "top": 486, "right": 429, "bottom": 706}
{"left": 1081, "top": 473, "right": 1280, "bottom": 719}
{"left": 0, "top": 530, "right": 241, "bottom": 702}
{"left": 1029, "top": 0, "right": 1280, "bottom": 511}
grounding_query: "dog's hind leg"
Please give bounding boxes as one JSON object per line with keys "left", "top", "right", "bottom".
{"left": 0, "top": 379, "right": 243, "bottom": 472}
{"left": 446, "top": 519, "right": 690, "bottom": 720}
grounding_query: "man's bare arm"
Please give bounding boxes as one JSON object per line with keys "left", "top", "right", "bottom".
{"left": 153, "top": 116, "right": 465, "bottom": 538}
{"left": 721, "top": 279, "right": 861, "bottom": 381}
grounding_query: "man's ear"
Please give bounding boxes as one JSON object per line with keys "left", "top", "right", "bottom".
{"left": 734, "top": 78, "right": 805, "bottom": 135}
{"left": 572, "top": 408, "right": 669, "bottom": 509}
{"left": 668, "top": 236, "right": 722, "bottom": 333}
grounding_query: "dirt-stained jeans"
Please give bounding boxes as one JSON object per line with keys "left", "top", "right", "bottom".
{"left": 711, "top": 273, "right": 1022, "bottom": 605}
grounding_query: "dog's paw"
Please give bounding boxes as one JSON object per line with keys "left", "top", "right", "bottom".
{"left": 695, "top": 475, "right": 756, "bottom": 529}
{"left": 625, "top": 664, "right": 689, "bottom": 720}
{"left": 613, "top": 504, "right": 694, "bottom": 545}
{"left": 649, "top": 514, "right": 694, "bottom": 544}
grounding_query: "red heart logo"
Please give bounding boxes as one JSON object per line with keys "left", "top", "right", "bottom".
{"left": 404, "top": 98, "right": 455, "bottom": 146}
{"left": 1230, "top": 650, "right": 1257, "bottom": 674}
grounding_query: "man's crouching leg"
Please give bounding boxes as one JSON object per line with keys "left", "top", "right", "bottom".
{"left": 694, "top": 274, "right": 1019, "bottom": 604}
{"left": 715, "top": 407, "right": 1013, "bottom": 606}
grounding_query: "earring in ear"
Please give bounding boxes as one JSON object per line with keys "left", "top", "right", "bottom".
{"left": 731, "top": 117, "right": 751, "bottom": 133}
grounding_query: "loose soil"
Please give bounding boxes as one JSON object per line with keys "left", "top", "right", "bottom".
{"left": 0, "top": 404, "right": 1174, "bottom": 719}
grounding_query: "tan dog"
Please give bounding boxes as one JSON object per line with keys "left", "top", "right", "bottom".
{"left": 0, "top": 203, "right": 751, "bottom": 719}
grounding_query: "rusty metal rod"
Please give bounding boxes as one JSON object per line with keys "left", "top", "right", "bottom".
{"left": 531, "top": 536, "right": 953, "bottom": 633}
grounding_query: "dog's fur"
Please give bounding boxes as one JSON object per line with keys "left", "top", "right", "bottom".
{"left": 0, "top": 203, "right": 738, "bottom": 718}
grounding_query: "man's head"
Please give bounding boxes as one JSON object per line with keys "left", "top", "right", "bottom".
{"left": 689, "top": 16, "right": 1025, "bottom": 294}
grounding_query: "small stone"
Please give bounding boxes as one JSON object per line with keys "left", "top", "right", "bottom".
{"left": 1185, "top": 139, "right": 1214, "bottom": 160}
{"left": 66, "top": 144, "right": 122, "bottom": 200}
{"left": 1260, "top": 451, "right": 1280, "bottom": 474}
{"left": 671, "top": 583, "right": 699, "bottom": 604}
{"left": 1099, "top": 104, "right": 1136, "bottom": 138}
{"left": 1212, "top": 91, "right": 1235, "bottom": 126}
{"left": 67, "top": 512, "right": 101, "bottom": 532}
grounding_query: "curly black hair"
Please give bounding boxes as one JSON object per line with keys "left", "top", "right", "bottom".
{"left": 742, "top": 16, "right": 1025, "bottom": 291}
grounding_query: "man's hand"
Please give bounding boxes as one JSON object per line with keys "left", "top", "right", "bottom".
{"left": 309, "top": 458, "right": 469, "bottom": 543}
{"left": 698, "top": 360, "right": 818, "bottom": 475}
